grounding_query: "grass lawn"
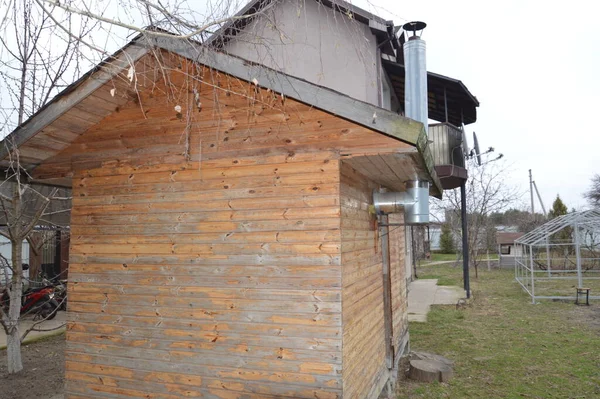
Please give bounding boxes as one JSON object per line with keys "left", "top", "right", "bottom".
{"left": 429, "top": 253, "right": 461, "bottom": 262}
{"left": 397, "top": 265, "right": 600, "bottom": 398}
{"left": 427, "top": 252, "right": 499, "bottom": 263}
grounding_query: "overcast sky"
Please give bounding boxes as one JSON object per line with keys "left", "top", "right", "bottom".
{"left": 355, "top": 0, "right": 599, "bottom": 212}
{"left": 2, "top": 0, "right": 597, "bottom": 212}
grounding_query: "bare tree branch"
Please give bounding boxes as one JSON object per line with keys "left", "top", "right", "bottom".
{"left": 40, "top": 0, "right": 274, "bottom": 41}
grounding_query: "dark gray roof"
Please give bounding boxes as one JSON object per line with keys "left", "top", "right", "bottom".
{"left": 382, "top": 59, "right": 479, "bottom": 126}
{"left": 496, "top": 232, "right": 524, "bottom": 245}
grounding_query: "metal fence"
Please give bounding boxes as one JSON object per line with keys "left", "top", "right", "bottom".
{"left": 515, "top": 209, "right": 600, "bottom": 303}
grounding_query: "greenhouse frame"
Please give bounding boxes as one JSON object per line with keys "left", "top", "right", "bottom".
{"left": 515, "top": 209, "right": 600, "bottom": 303}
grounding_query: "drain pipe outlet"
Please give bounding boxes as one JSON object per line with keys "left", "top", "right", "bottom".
{"left": 373, "top": 181, "right": 430, "bottom": 225}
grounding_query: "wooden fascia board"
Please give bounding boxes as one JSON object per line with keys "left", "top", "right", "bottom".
{"left": 149, "top": 36, "right": 423, "bottom": 147}
{"left": 415, "top": 127, "right": 443, "bottom": 199}
{"left": 0, "top": 42, "right": 150, "bottom": 162}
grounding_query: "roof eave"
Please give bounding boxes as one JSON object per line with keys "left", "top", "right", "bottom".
{"left": 0, "top": 36, "right": 150, "bottom": 163}
{"left": 3, "top": 33, "right": 442, "bottom": 194}
{"left": 151, "top": 35, "right": 443, "bottom": 194}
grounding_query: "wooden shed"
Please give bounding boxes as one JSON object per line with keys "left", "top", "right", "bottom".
{"left": 1, "top": 35, "right": 441, "bottom": 398}
{"left": 497, "top": 232, "right": 524, "bottom": 268}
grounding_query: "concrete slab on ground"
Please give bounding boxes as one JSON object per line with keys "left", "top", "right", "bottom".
{"left": 408, "top": 279, "right": 464, "bottom": 322}
{"left": 0, "top": 311, "right": 66, "bottom": 349}
{"left": 434, "top": 286, "right": 466, "bottom": 305}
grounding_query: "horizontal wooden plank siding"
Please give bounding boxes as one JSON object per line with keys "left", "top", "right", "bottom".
{"left": 340, "top": 163, "right": 388, "bottom": 399}
{"left": 30, "top": 52, "right": 415, "bottom": 398}
{"left": 67, "top": 159, "right": 344, "bottom": 397}
{"left": 60, "top": 60, "right": 373, "bottom": 398}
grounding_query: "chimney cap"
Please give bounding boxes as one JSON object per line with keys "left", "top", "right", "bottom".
{"left": 403, "top": 21, "right": 426, "bottom": 38}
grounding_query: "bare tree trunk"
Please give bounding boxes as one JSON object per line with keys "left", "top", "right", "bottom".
{"left": 6, "top": 326, "right": 22, "bottom": 373}
{"left": 7, "top": 239, "right": 23, "bottom": 374}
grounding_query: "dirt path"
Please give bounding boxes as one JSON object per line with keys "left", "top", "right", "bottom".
{"left": 0, "top": 334, "right": 65, "bottom": 399}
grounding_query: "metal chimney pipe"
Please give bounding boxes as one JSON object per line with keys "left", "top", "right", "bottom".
{"left": 403, "top": 21, "right": 428, "bottom": 134}
{"left": 373, "top": 180, "right": 430, "bottom": 225}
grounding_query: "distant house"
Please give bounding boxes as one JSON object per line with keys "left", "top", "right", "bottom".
{"left": 27, "top": 231, "right": 70, "bottom": 282}
{"left": 0, "top": 237, "right": 29, "bottom": 286}
{"left": 427, "top": 222, "right": 442, "bottom": 251}
{"left": 497, "top": 232, "right": 524, "bottom": 267}
{"left": 0, "top": 181, "right": 70, "bottom": 286}
{"left": 0, "top": 0, "right": 477, "bottom": 397}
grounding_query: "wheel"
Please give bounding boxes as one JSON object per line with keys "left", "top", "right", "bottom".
{"left": 58, "top": 296, "right": 67, "bottom": 311}
{"left": 39, "top": 298, "right": 59, "bottom": 320}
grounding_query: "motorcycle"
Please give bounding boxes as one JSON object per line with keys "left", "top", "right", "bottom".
{"left": 51, "top": 279, "right": 68, "bottom": 311}
{"left": 0, "top": 283, "right": 60, "bottom": 321}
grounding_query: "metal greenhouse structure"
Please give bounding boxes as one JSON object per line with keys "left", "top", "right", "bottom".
{"left": 515, "top": 209, "right": 600, "bottom": 303}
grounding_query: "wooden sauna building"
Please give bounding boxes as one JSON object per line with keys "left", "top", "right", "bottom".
{"left": 1, "top": 35, "right": 443, "bottom": 398}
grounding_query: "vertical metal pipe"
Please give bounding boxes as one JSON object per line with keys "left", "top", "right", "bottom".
{"left": 403, "top": 35, "right": 428, "bottom": 134}
{"left": 546, "top": 229, "right": 551, "bottom": 278}
{"left": 411, "top": 226, "right": 418, "bottom": 279}
{"left": 379, "top": 215, "right": 393, "bottom": 369}
{"left": 530, "top": 244, "right": 535, "bottom": 304}
{"left": 575, "top": 223, "right": 583, "bottom": 288}
{"left": 460, "top": 181, "right": 470, "bottom": 298}
{"left": 514, "top": 244, "right": 518, "bottom": 280}
{"left": 515, "top": 244, "right": 523, "bottom": 282}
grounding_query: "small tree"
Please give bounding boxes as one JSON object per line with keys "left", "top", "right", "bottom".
{"left": 0, "top": 167, "right": 71, "bottom": 374}
{"left": 584, "top": 174, "right": 600, "bottom": 208}
{"left": 439, "top": 223, "right": 455, "bottom": 254}
{"left": 433, "top": 159, "right": 521, "bottom": 278}
{"left": 0, "top": 0, "right": 82, "bottom": 374}
{"left": 548, "top": 195, "right": 572, "bottom": 245}
{"left": 548, "top": 195, "right": 568, "bottom": 219}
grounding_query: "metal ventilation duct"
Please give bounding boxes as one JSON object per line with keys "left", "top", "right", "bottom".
{"left": 373, "top": 181, "right": 430, "bottom": 225}
{"left": 403, "top": 21, "right": 428, "bottom": 134}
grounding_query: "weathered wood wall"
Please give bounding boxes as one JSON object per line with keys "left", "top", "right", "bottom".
{"left": 339, "top": 163, "right": 386, "bottom": 399}
{"left": 31, "top": 53, "right": 413, "bottom": 398}
{"left": 66, "top": 159, "right": 344, "bottom": 398}
{"left": 339, "top": 162, "right": 408, "bottom": 399}
{"left": 389, "top": 213, "right": 408, "bottom": 358}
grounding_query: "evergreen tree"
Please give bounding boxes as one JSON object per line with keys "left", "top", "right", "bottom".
{"left": 439, "top": 223, "right": 456, "bottom": 254}
{"left": 548, "top": 195, "right": 568, "bottom": 219}
{"left": 548, "top": 195, "right": 571, "bottom": 243}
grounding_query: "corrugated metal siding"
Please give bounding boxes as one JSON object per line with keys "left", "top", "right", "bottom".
{"left": 428, "top": 123, "right": 464, "bottom": 167}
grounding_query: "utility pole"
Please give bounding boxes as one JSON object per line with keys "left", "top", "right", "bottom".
{"left": 529, "top": 169, "right": 535, "bottom": 215}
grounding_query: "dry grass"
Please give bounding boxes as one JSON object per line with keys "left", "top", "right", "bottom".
{"left": 521, "top": 274, "right": 600, "bottom": 299}
{"left": 397, "top": 265, "right": 600, "bottom": 398}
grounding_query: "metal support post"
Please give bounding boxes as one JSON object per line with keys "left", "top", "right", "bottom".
{"left": 574, "top": 223, "right": 583, "bottom": 288}
{"left": 529, "top": 245, "right": 535, "bottom": 304}
{"left": 460, "top": 181, "right": 470, "bottom": 298}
